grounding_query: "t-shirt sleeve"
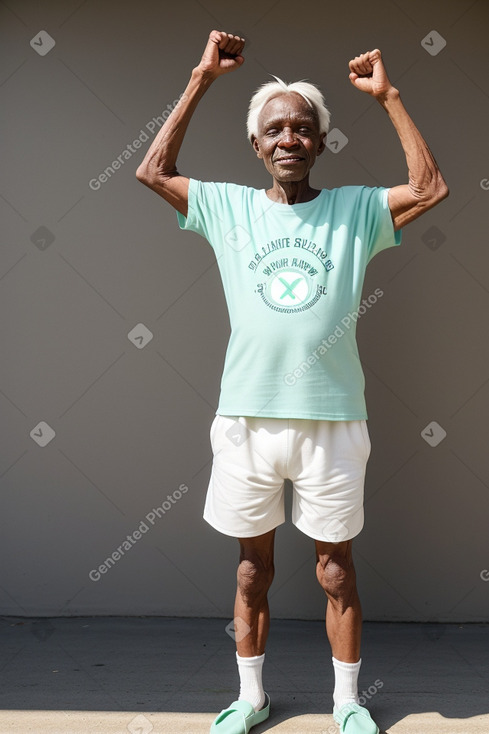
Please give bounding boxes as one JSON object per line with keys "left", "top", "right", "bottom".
{"left": 176, "top": 178, "right": 227, "bottom": 249}
{"left": 363, "top": 186, "right": 402, "bottom": 264}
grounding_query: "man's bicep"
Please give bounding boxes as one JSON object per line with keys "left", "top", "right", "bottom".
{"left": 139, "top": 173, "right": 190, "bottom": 217}
{"left": 388, "top": 183, "right": 438, "bottom": 231}
{"left": 387, "top": 184, "right": 416, "bottom": 230}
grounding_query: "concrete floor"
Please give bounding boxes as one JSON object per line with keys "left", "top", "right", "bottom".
{"left": 0, "top": 617, "right": 488, "bottom": 734}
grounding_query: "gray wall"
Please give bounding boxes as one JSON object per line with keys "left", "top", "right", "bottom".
{"left": 1, "top": 0, "right": 488, "bottom": 622}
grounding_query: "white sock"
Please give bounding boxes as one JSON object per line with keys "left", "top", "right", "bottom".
{"left": 332, "top": 656, "right": 361, "bottom": 710}
{"left": 236, "top": 652, "right": 266, "bottom": 712}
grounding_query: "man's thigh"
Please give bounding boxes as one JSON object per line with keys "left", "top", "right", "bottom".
{"left": 290, "top": 419, "right": 371, "bottom": 543}
{"left": 204, "top": 415, "right": 288, "bottom": 538}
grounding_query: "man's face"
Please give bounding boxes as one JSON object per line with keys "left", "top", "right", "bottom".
{"left": 252, "top": 92, "right": 326, "bottom": 183}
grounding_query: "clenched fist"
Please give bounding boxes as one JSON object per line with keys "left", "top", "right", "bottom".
{"left": 348, "top": 49, "right": 396, "bottom": 98}
{"left": 196, "top": 30, "right": 245, "bottom": 80}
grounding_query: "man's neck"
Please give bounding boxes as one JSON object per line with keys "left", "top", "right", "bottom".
{"left": 265, "top": 179, "right": 321, "bottom": 205}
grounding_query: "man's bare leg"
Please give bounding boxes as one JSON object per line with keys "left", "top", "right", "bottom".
{"left": 234, "top": 528, "right": 276, "bottom": 656}
{"left": 315, "top": 538, "right": 362, "bottom": 661}
{"left": 224, "top": 528, "right": 276, "bottom": 715}
{"left": 315, "top": 538, "right": 379, "bottom": 732}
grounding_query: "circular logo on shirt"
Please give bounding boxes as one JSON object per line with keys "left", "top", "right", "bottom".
{"left": 267, "top": 269, "right": 311, "bottom": 307}
{"left": 252, "top": 245, "right": 334, "bottom": 314}
{"left": 256, "top": 266, "right": 324, "bottom": 313}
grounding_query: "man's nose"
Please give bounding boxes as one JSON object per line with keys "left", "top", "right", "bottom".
{"left": 278, "top": 129, "right": 299, "bottom": 146}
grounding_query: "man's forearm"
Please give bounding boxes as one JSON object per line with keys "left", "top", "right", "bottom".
{"left": 136, "top": 68, "right": 214, "bottom": 184}
{"left": 377, "top": 88, "right": 448, "bottom": 203}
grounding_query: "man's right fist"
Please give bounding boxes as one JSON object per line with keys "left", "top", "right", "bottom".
{"left": 196, "top": 30, "right": 245, "bottom": 79}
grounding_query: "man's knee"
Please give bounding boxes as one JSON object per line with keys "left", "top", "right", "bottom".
{"left": 316, "top": 546, "right": 357, "bottom": 601}
{"left": 237, "top": 556, "right": 274, "bottom": 604}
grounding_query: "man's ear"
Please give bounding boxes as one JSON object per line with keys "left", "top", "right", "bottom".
{"left": 317, "top": 131, "right": 326, "bottom": 156}
{"left": 252, "top": 136, "right": 262, "bottom": 159}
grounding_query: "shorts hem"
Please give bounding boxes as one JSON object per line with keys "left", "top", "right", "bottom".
{"left": 293, "top": 518, "right": 365, "bottom": 542}
{"left": 203, "top": 513, "right": 285, "bottom": 539}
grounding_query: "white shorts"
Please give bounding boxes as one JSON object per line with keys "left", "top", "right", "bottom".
{"left": 204, "top": 415, "right": 371, "bottom": 542}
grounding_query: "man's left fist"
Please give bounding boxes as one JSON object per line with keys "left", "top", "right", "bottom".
{"left": 348, "top": 49, "right": 395, "bottom": 98}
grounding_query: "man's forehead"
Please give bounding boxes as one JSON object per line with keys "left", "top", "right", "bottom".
{"left": 258, "top": 92, "right": 318, "bottom": 125}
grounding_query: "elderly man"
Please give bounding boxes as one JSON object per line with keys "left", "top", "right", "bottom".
{"left": 136, "top": 30, "right": 448, "bottom": 734}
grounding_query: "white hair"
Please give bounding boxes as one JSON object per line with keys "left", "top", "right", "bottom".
{"left": 246, "top": 75, "right": 331, "bottom": 143}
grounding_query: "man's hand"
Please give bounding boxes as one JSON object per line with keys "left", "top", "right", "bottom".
{"left": 196, "top": 30, "right": 245, "bottom": 81}
{"left": 348, "top": 49, "right": 395, "bottom": 99}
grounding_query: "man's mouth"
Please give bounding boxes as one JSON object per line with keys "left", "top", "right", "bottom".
{"left": 274, "top": 156, "right": 304, "bottom": 165}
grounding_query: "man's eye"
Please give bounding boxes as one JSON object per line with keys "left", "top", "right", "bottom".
{"left": 299, "top": 127, "right": 311, "bottom": 134}
{"left": 266, "top": 129, "right": 278, "bottom": 136}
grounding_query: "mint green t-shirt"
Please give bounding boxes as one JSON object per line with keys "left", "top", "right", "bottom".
{"left": 177, "top": 179, "right": 401, "bottom": 420}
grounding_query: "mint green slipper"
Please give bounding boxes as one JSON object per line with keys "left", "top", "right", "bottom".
{"left": 333, "top": 702, "right": 379, "bottom": 734}
{"left": 210, "top": 693, "right": 270, "bottom": 734}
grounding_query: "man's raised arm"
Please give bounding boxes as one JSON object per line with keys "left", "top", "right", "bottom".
{"left": 348, "top": 49, "right": 449, "bottom": 231}
{"left": 135, "top": 30, "right": 245, "bottom": 217}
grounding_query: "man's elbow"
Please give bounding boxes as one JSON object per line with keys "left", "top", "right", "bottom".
{"left": 135, "top": 161, "right": 161, "bottom": 186}
{"left": 433, "top": 173, "right": 449, "bottom": 204}
{"left": 135, "top": 164, "right": 178, "bottom": 189}
{"left": 136, "top": 165, "right": 151, "bottom": 185}
{"left": 135, "top": 165, "right": 165, "bottom": 190}
{"left": 417, "top": 174, "right": 449, "bottom": 211}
